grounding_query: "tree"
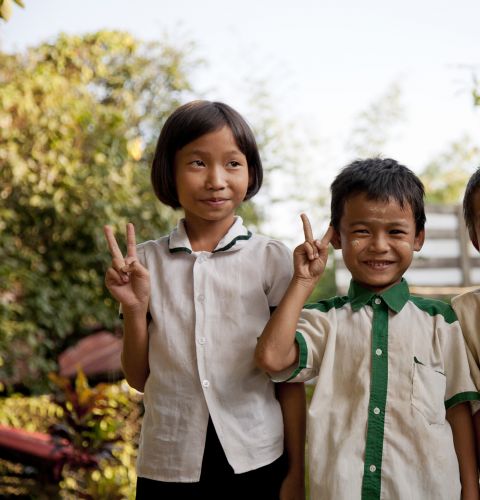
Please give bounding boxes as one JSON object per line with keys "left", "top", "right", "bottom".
{"left": 0, "top": 0, "right": 24, "bottom": 21}
{"left": 0, "top": 31, "right": 200, "bottom": 391}
{"left": 346, "top": 83, "right": 404, "bottom": 158}
{"left": 473, "top": 71, "right": 480, "bottom": 107}
{"left": 420, "top": 136, "right": 480, "bottom": 204}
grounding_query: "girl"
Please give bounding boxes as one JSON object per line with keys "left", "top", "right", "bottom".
{"left": 104, "top": 101, "right": 305, "bottom": 499}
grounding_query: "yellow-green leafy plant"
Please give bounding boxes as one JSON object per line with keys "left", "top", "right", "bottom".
{"left": 47, "top": 371, "right": 141, "bottom": 498}
{"left": 0, "top": 0, "right": 24, "bottom": 22}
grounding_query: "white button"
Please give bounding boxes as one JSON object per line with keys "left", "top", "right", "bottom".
{"left": 369, "top": 465, "right": 376, "bottom": 473}
{"left": 202, "top": 380, "right": 210, "bottom": 388}
{"left": 373, "top": 407, "right": 380, "bottom": 415}
{"left": 199, "top": 337, "right": 206, "bottom": 345}
{"left": 197, "top": 294, "right": 205, "bottom": 302}
{"left": 374, "top": 298, "right": 381, "bottom": 305}
{"left": 375, "top": 348, "right": 382, "bottom": 356}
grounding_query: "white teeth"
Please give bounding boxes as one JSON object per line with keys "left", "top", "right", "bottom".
{"left": 366, "top": 261, "right": 391, "bottom": 269}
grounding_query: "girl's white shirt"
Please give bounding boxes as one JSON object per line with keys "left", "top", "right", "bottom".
{"left": 134, "top": 216, "right": 293, "bottom": 482}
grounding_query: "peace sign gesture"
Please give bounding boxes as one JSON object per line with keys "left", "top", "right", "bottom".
{"left": 104, "top": 223, "right": 150, "bottom": 312}
{"left": 293, "top": 214, "right": 334, "bottom": 285}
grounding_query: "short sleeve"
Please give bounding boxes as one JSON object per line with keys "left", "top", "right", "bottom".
{"left": 263, "top": 239, "right": 293, "bottom": 307}
{"left": 451, "top": 290, "right": 480, "bottom": 391}
{"left": 136, "top": 243, "right": 147, "bottom": 267}
{"left": 440, "top": 311, "right": 480, "bottom": 409}
{"left": 272, "top": 306, "right": 333, "bottom": 384}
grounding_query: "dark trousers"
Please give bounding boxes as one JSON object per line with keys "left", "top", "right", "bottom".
{"left": 136, "top": 418, "right": 287, "bottom": 499}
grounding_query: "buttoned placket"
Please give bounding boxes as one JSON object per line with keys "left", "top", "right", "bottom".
{"left": 193, "top": 252, "right": 211, "bottom": 394}
{"left": 361, "top": 296, "right": 389, "bottom": 500}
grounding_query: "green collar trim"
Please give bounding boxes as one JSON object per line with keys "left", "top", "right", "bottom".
{"left": 168, "top": 243, "right": 192, "bottom": 254}
{"left": 348, "top": 279, "right": 410, "bottom": 313}
{"left": 213, "top": 231, "right": 252, "bottom": 253}
{"left": 168, "top": 216, "right": 250, "bottom": 254}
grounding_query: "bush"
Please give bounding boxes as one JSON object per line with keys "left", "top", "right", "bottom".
{"left": 0, "top": 374, "right": 142, "bottom": 499}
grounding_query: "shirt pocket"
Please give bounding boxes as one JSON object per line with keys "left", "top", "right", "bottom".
{"left": 411, "top": 357, "right": 446, "bottom": 425}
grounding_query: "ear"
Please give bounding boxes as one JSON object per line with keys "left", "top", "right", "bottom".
{"left": 331, "top": 228, "right": 342, "bottom": 250}
{"left": 413, "top": 229, "right": 425, "bottom": 252}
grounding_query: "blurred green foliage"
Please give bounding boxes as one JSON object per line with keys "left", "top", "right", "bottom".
{"left": 346, "top": 83, "right": 404, "bottom": 159}
{"left": 0, "top": 393, "right": 61, "bottom": 430}
{"left": 48, "top": 371, "right": 141, "bottom": 498}
{"left": 308, "top": 258, "right": 337, "bottom": 303}
{"left": 420, "top": 136, "right": 480, "bottom": 204}
{"left": 48, "top": 369, "right": 126, "bottom": 466}
{"left": 0, "top": 31, "right": 200, "bottom": 391}
{"left": 0, "top": 0, "right": 24, "bottom": 22}
{"left": 0, "top": 378, "right": 141, "bottom": 498}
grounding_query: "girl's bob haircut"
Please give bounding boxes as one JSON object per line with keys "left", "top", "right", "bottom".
{"left": 151, "top": 100, "right": 263, "bottom": 209}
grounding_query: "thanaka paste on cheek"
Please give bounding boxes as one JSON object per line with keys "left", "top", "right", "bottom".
{"left": 351, "top": 239, "right": 360, "bottom": 248}
{"left": 398, "top": 240, "right": 413, "bottom": 249}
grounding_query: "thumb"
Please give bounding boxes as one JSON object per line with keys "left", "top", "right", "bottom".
{"left": 129, "top": 260, "right": 149, "bottom": 279}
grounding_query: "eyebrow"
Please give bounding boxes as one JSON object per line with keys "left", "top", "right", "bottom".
{"left": 187, "top": 149, "right": 243, "bottom": 156}
{"left": 348, "top": 220, "right": 411, "bottom": 227}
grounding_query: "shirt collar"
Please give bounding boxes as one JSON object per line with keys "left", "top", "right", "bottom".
{"left": 168, "top": 216, "right": 252, "bottom": 254}
{"left": 348, "top": 278, "right": 410, "bottom": 313}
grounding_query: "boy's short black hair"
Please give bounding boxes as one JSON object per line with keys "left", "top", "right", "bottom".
{"left": 463, "top": 167, "right": 480, "bottom": 238}
{"left": 330, "top": 157, "right": 426, "bottom": 235}
{"left": 151, "top": 100, "right": 263, "bottom": 208}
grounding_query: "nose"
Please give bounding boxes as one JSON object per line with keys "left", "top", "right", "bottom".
{"left": 205, "top": 165, "right": 226, "bottom": 191}
{"left": 369, "top": 233, "right": 389, "bottom": 252}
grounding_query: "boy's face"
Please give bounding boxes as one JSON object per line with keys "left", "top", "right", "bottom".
{"left": 332, "top": 192, "right": 425, "bottom": 294}
{"left": 470, "top": 189, "right": 480, "bottom": 251}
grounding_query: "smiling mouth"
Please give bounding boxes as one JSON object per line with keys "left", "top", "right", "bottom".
{"left": 364, "top": 260, "right": 394, "bottom": 269}
{"left": 202, "top": 198, "right": 229, "bottom": 205}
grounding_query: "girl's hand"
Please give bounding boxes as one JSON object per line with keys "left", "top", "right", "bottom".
{"left": 279, "top": 471, "right": 305, "bottom": 500}
{"left": 104, "top": 223, "right": 150, "bottom": 313}
{"left": 293, "top": 214, "right": 333, "bottom": 287}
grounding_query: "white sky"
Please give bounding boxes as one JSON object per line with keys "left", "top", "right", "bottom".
{"left": 2, "top": 0, "right": 480, "bottom": 242}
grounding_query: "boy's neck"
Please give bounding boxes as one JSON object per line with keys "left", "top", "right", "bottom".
{"left": 183, "top": 216, "right": 236, "bottom": 253}
{"left": 351, "top": 278, "right": 403, "bottom": 295}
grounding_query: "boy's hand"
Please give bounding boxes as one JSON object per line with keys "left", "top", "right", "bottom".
{"left": 104, "top": 223, "right": 150, "bottom": 313}
{"left": 293, "top": 214, "right": 333, "bottom": 288}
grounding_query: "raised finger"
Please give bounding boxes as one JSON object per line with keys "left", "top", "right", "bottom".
{"left": 126, "top": 223, "right": 137, "bottom": 259}
{"left": 104, "top": 225, "right": 124, "bottom": 261}
{"left": 319, "top": 225, "right": 335, "bottom": 247}
{"left": 300, "top": 213, "right": 314, "bottom": 243}
{"left": 304, "top": 241, "right": 316, "bottom": 261}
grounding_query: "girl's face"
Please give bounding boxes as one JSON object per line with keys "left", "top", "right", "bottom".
{"left": 174, "top": 126, "right": 250, "bottom": 230}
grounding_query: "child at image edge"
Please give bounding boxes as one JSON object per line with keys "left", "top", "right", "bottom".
{"left": 452, "top": 166, "right": 480, "bottom": 459}
{"left": 255, "top": 158, "right": 480, "bottom": 500}
{"left": 104, "top": 101, "right": 305, "bottom": 499}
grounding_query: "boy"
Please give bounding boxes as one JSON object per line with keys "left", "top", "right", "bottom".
{"left": 255, "top": 158, "right": 480, "bottom": 500}
{"left": 452, "top": 166, "right": 480, "bottom": 458}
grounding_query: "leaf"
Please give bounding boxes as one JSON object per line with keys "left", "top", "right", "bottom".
{"left": 0, "top": 0, "right": 13, "bottom": 21}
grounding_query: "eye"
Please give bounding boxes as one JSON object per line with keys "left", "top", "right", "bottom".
{"left": 190, "top": 160, "right": 205, "bottom": 167}
{"left": 389, "top": 229, "right": 407, "bottom": 235}
{"left": 227, "top": 160, "right": 242, "bottom": 168}
{"left": 353, "top": 229, "right": 369, "bottom": 234}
